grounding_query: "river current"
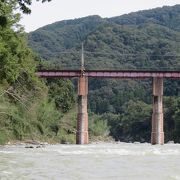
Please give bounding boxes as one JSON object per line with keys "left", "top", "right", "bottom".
{"left": 0, "top": 142, "right": 180, "bottom": 180}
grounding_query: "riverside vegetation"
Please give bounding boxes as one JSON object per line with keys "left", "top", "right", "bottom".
{"left": 0, "top": 2, "right": 180, "bottom": 144}
{"left": 0, "top": 0, "right": 109, "bottom": 145}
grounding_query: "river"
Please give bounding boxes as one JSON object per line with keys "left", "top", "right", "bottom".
{"left": 0, "top": 142, "right": 180, "bottom": 180}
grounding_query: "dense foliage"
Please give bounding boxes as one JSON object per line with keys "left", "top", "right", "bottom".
{"left": 0, "top": 0, "right": 88, "bottom": 145}
{"left": 17, "top": 0, "right": 52, "bottom": 14}
{"left": 28, "top": 5, "right": 180, "bottom": 143}
{"left": 0, "top": 0, "right": 108, "bottom": 145}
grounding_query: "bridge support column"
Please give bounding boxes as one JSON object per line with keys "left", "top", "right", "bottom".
{"left": 151, "top": 77, "right": 164, "bottom": 145}
{"left": 76, "top": 76, "right": 89, "bottom": 144}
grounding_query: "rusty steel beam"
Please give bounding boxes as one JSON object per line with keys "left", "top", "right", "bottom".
{"left": 37, "top": 70, "right": 180, "bottom": 78}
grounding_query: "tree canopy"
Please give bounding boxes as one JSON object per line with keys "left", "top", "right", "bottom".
{"left": 0, "top": 0, "right": 52, "bottom": 27}
{"left": 17, "top": 0, "right": 52, "bottom": 14}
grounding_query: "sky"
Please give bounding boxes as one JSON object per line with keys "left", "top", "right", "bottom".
{"left": 20, "top": 0, "right": 180, "bottom": 32}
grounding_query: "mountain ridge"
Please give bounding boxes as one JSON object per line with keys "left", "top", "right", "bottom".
{"left": 28, "top": 4, "right": 180, "bottom": 61}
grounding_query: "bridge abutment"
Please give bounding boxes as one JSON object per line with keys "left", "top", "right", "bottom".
{"left": 76, "top": 76, "right": 89, "bottom": 144}
{"left": 151, "top": 77, "right": 164, "bottom": 145}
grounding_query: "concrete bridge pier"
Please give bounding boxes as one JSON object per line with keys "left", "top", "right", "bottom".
{"left": 151, "top": 77, "right": 164, "bottom": 145}
{"left": 76, "top": 76, "right": 89, "bottom": 144}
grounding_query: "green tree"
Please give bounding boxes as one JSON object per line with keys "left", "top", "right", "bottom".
{"left": 121, "top": 100, "right": 152, "bottom": 142}
{"left": 47, "top": 79, "right": 75, "bottom": 113}
{"left": 0, "top": 0, "right": 52, "bottom": 27}
{"left": 163, "top": 97, "right": 180, "bottom": 142}
{"left": 0, "top": 0, "right": 53, "bottom": 143}
{"left": 17, "top": 0, "right": 52, "bottom": 14}
{"left": 0, "top": 0, "right": 37, "bottom": 84}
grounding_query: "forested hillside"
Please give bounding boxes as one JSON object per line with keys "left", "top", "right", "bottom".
{"left": 0, "top": 0, "right": 110, "bottom": 145}
{"left": 28, "top": 5, "right": 180, "bottom": 143}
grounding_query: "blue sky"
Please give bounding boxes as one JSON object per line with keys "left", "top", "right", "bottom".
{"left": 20, "top": 0, "right": 180, "bottom": 32}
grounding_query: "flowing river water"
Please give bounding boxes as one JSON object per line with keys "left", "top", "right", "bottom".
{"left": 0, "top": 142, "right": 180, "bottom": 180}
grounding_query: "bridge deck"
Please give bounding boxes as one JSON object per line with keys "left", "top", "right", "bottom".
{"left": 37, "top": 70, "right": 180, "bottom": 78}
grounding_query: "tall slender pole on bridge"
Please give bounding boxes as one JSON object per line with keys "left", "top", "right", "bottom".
{"left": 81, "top": 43, "right": 84, "bottom": 70}
{"left": 76, "top": 43, "right": 89, "bottom": 144}
{"left": 151, "top": 77, "right": 164, "bottom": 145}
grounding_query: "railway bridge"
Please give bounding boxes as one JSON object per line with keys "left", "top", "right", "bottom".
{"left": 37, "top": 68, "right": 180, "bottom": 145}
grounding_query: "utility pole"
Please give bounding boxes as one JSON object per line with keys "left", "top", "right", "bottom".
{"left": 81, "top": 43, "right": 84, "bottom": 68}
{"left": 81, "top": 43, "right": 85, "bottom": 76}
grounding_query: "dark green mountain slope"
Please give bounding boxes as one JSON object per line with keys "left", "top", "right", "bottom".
{"left": 109, "top": 5, "right": 180, "bottom": 31}
{"left": 28, "top": 15, "right": 106, "bottom": 59}
{"left": 84, "top": 22, "right": 180, "bottom": 70}
{"left": 28, "top": 5, "right": 180, "bottom": 142}
{"left": 28, "top": 5, "right": 180, "bottom": 71}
